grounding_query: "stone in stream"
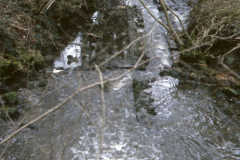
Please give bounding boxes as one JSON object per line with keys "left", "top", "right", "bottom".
{"left": 132, "top": 79, "right": 157, "bottom": 119}
{"left": 67, "top": 55, "right": 79, "bottom": 65}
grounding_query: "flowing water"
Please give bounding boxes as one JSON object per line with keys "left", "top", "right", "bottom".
{"left": 1, "top": 0, "right": 240, "bottom": 159}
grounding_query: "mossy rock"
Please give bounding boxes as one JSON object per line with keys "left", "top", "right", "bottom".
{"left": 39, "top": 80, "right": 48, "bottom": 87}
{"left": 32, "top": 53, "right": 44, "bottom": 65}
{"left": 21, "top": 52, "right": 44, "bottom": 66}
{"left": 0, "top": 59, "right": 22, "bottom": 77}
{"left": 4, "top": 92, "right": 17, "bottom": 104}
{"left": 222, "top": 87, "right": 240, "bottom": 97}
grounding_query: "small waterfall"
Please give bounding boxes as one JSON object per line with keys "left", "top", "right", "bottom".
{"left": 54, "top": 33, "right": 83, "bottom": 69}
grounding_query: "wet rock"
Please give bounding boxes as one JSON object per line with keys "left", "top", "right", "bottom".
{"left": 44, "top": 55, "right": 58, "bottom": 66}
{"left": 38, "top": 69, "right": 45, "bottom": 73}
{"left": 4, "top": 92, "right": 17, "bottom": 104}
{"left": 196, "top": 85, "right": 211, "bottom": 94}
{"left": 45, "top": 67, "right": 54, "bottom": 74}
{"left": 160, "top": 69, "right": 171, "bottom": 76}
{"left": 190, "top": 72, "right": 198, "bottom": 80}
{"left": 170, "top": 69, "right": 182, "bottom": 78}
{"left": 137, "top": 14, "right": 144, "bottom": 22}
{"left": 39, "top": 80, "right": 48, "bottom": 87}
{"left": 28, "top": 82, "right": 36, "bottom": 90}
{"left": 216, "top": 90, "right": 227, "bottom": 98}
{"left": 67, "top": 55, "right": 79, "bottom": 65}
{"left": 157, "top": 5, "right": 163, "bottom": 10}
{"left": 132, "top": 79, "right": 156, "bottom": 116}
{"left": 222, "top": 87, "right": 240, "bottom": 97}
{"left": 168, "top": 40, "right": 178, "bottom": 50}
{"left": 136, "top": 22, "right": 144, "bottom": 28}
{"left": 181, "top": 71, "right": 190, "bottom": 80}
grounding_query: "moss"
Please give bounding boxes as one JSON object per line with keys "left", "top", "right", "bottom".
{"left": 180, "top": 48, "right": 206, "bottom": 63}
{"left": 4, "top": 92, "right": 17, "bottom": 104}
{"left": 0, "top": 59, "right": 22, "bottom": 77}
{"left": 20, "top": 51, "right": 44, "bottom": 68}
{"left": 0, "top": 107, "right": 18, "bottom": 117}
{"left": 222, "top": 87, "right": 240, "bottom": 97}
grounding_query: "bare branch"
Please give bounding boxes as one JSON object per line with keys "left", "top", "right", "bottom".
{"left": 162, "top": 0, "right": 191, "bottom": 41}
{"left": 158, "top": 0, "right": 183, "bottom": 45}
{"left": 95, "top": 65, "right": 106, "bottom": 159}
{"left": 138, "top": 0, "right": 170, "bottom": 32}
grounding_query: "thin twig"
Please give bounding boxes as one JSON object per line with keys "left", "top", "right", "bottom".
{"left": 158, "top": 0, "right": 183, "bottom": 45}
{"left": 139, "top": 0, "right": 170, "bottom": 32}
{"left": 162, "top": 0, "right": 191, "bottom": 41}
{"left": 95, "top": 65, "right": 106, "bottom": 159}
{"left": 0, "top": 140, "right": 11, "bottom": 159}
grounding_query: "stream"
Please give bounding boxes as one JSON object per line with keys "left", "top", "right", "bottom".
{"left": 1, "top": 0, "right": 240, "bottom": 159}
